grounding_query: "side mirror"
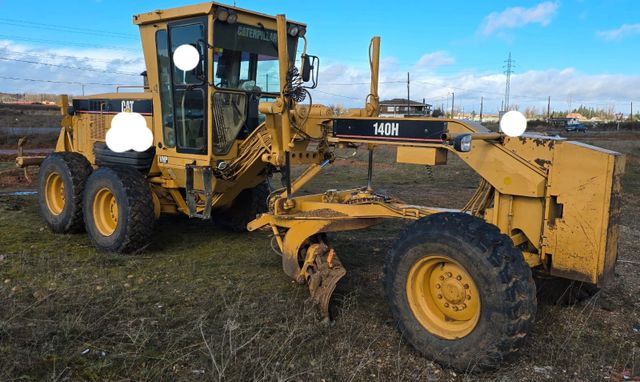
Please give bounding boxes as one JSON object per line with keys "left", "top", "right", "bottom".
{"left": 301, "top": 54, "right": 312, "bottom": 82}
{"left": 300, "top": 54, "right": 319, "bottom": 89}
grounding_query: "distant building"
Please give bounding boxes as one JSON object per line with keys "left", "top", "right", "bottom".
{"left": 550, "top": 117, "right": 580, "bottom": 127}
{"left": 566, "top": 112, "right": 586, "bottom": 121}
{"left": 379, "top": 98, "right": 432, "bottom": 117}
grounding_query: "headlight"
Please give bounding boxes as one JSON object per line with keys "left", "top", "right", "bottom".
{"left": 227, "top": 11, "right": 237, "bottom": 24}
{"left": 298, "top": 27, "right": 307, "bottom": 37}
{"left": 288, "top": 25, "right": 299, "bottom": 37}
{"left": 453, "top": 134, "right": 472, "bottom": 152}
{"left": 215, "top": 7, "right": 229, "bottom": 22}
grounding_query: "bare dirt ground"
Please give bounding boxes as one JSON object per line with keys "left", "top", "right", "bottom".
{"left": 0, "top": 130, "right": 638, "bottom": 381}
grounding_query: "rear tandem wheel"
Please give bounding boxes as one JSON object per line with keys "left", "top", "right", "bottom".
{"left": 37, "top": 152, "right": 93, "bottom": 233}
{"left": 82, "top": 166, "right": 155, "bottom": 254}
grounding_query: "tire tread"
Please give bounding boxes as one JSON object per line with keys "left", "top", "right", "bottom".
{"left": 383, "top": 212, "right": 537, "bottom": 370}
{"left": 38, "top": 152, "right": 92, "bottom": 233}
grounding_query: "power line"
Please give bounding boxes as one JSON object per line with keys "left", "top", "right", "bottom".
{"left": 0, "top": 75, "right": 121, "bottom": 87}
{"left": 414, "top": 79, "right": 547, "bottom": 102}
{"left": 1, "top": 48, "right": 141, "bottom": 64}
{"left": 322, "top": 77, "right": 624, "bottom": 107}
{"left": 323, "top": 80, "right": 404, "bottom": 86}
{"left": 313, "top": 89, "right": 360, "bottom": 100}
{"left": 0, "top": 17, "right": 137, "bottom": 39}
{"left": 0, "top": 57, "right": 141, "bottom": 76}
{"left": 0, "top": 34, "right": 138, "bottom": 51}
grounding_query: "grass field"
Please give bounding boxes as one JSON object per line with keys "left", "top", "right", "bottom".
{"left": 0, "top": 132, "right": 639, "bottom": 381}
{"left": 0, "top": 103, "right": 60, "bottom": 129}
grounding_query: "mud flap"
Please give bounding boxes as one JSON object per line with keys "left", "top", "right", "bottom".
{"left": 302, "top": 243, "right": 347, "bottom": 321}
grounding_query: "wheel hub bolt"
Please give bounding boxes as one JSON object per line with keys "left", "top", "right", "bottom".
{"left": 456, "top": 275, "right": 462, "bottom": 281}
{"left": 444, "top": 303, "right": 449, "bottom": 308}
{"left": 466, "top": 295, "right": 471, "bottom": 300}
{"left": 461, "top": 303, "right": 467, "bottom": 309}
{"left": 437, "top": 294, "right": 442, "bottom": 299}
{"left": 446, "top": 272, "right": 452, "bottom": 278}
{"left": 439, "top": 275, "right": 444, "bottom": 281}
{"left": 435, "top": 284, "right": 441, "bottom": 289}
{"left": 463, "top": 284, "right": 469, "bottom": 289}
{"left": 452, "top": 306, "right": 459, "bottom": 311}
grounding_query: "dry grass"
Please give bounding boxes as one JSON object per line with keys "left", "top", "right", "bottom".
{"left": 0, "top": 103, "right": 60, "bottom": 129}
{"left": 0, "top": 132, "right": 639, "bottom": 381}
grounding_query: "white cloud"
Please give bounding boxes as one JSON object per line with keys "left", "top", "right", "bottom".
{"left": 0, "top": 40, "right": 144, "bottom": 95}
{"left": 1, "top": 39, "right": 636, "bottom": 115}
{"left": 314, "top": 62, "right": 640, "bottom": 114}
{"left": 597, "top": 23, "right": 640, "bottom": 41}
{"left": 479, "top": 2, "right": 559, "bottom": 36}
{"left": 415, "top": 51, "right": 455, "bottom": 69}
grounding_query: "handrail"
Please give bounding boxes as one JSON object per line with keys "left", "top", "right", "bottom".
{"left": 116, "top": 85, "right": 150, "bottom": 93}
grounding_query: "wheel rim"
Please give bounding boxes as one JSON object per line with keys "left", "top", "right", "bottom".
{"left": 92, "top": 187, "right": 119, "bottom": 236}
{"left": 44, "top": 172, "right": 65, "bottom": 215}
{"left": 406, "top": 254, "right": 481, "bottom": 339}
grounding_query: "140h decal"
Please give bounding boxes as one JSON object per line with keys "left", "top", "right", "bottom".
{"left": 373, "top": 121, "right": 399, "bottom": 136}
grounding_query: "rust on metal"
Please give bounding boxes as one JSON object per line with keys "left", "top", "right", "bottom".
{"left": 290, "top": 209, "right": 348, "bottom": 219}
{"left": 302, "top": 243, "right": 347, "bottom": 320}
{"left": 534, "top": 158, "right": 551, "bottom": 168}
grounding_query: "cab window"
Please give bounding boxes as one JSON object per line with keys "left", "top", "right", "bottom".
{"left": 169, "top": 21, "right": 208, "bottom": 154}
{"left": 212, "top": 22, "right": 298, "bottom": 93}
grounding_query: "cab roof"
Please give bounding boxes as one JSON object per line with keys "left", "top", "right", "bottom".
{"left": 133, "top": 1, "right": 305, "bottom": 27}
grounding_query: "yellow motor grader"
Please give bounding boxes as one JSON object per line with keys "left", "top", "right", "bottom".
{"left": 17, "top": 2, "right": 625, "bottom": 370}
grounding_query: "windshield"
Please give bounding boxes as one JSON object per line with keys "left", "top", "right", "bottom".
{"left": 213, "top": 21, "right": 298, "bottom": 93}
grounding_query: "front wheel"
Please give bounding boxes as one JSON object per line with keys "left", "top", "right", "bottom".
{"left": 83, "top": 167, "right": 155, "bottom": 253}
{"left": 384, "top": 212, "right": 537, "bottom": 371}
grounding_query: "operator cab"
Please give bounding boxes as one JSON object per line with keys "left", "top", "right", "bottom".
{"left": 136, "top": 4, "right": 304, "bottom": 158}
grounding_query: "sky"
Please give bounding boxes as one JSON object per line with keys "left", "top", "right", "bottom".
{"left": 0, "top": 0, "right": 638, "bottom": 114}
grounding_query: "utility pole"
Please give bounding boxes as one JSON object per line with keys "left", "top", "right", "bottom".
{"left": 631, "top": 101, "right": 634, "bottom": 121}
{"left": 503, "top": 52, "right": 514, "bottom": 111}
{"left": 547, "top": 96, "right": 551, "bottom": 122}
{"left": 451, "top": 92, "right": 455, "bottom": 118}
{"left": 81, "top": 84, "right": 85, "bottom": 96}
{"left": 446, "top": 94, "right": 449, "bottom": 116}
{"left": 479, "top": 96, "right": 484, "bottom": 123}
{"left": 406, "top": 72, "right": 410, "bottom": 117}
{"left": 265, "top": 73, "right": 269, "bottom": 92}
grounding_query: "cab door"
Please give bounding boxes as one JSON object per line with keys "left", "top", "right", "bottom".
{"left": 155, "top": 18, "right": 209, "bottom": 158}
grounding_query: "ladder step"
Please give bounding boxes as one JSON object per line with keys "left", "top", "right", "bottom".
{"left": 186, "top": 165, "right": 214, "bottom": 219}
